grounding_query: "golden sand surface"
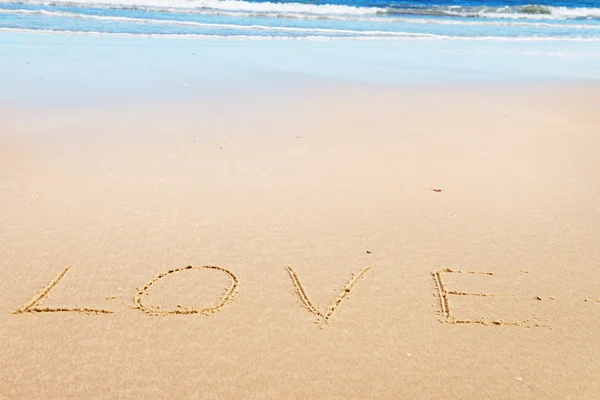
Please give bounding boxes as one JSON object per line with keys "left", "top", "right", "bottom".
{"left": 1, "top": 84, "right": 599, "bottom": 399}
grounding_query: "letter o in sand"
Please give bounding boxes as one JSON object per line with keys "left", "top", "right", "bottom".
{"left": 134, "top": 266, "right": 239, "bottom": 316}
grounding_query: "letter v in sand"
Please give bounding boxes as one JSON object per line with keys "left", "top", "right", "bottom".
{"left": 285, "top": 266, "right": 371, "bottom": 326}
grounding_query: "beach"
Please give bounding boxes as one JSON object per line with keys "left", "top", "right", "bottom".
{"left": 2, "top": 0, "right": 600, "bottom": 396}
{"left": 1, "top": 80, "right": 600, "bottom": 398}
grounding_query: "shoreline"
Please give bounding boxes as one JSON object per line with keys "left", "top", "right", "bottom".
{"left": 6, "top": 27, "right": 600, "bottom": 41}
{"left": 3, "top": 80, "right": 599, "bottom": 118}
{"left": 1, "top": 31, "right": 599, "bottom": 108}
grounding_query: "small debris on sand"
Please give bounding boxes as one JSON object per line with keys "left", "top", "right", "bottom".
{"left": 431, "top": 188, "right": 442, "bottom": 192}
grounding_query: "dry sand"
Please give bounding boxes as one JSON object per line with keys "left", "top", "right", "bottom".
{"left": 1, "top": 83, "right": 599, "bottom": 399}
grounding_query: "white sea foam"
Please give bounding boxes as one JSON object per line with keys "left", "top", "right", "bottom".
{"left": 0, "top": 26, "right": 427, "bottom": 39}
{"left": 465, "top": 7, "right": 600, "bottom": 20}
{"left": 3, "top": 7, "right": 600, "bottom": 30}
{"left": 389, "top": 5, "right": 600, "bottom": 20}
{"left": 6, "top": 0, "right": 384, "bottom": 15}
{"left": 3, "top": 26, "right": 600, "bottom": 41}
{"left": 545, "top": 6, "right": 600, "bottom": 19}
{"left": 7, "top": 1, "right": 600, "bottom": 20}
{"left": 0, "top": 9, "right": 422, "bottom": 36}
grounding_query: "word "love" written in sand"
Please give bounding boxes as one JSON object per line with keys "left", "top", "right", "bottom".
{"left": 12, "top": 266, "right": 598, "bottom": 327}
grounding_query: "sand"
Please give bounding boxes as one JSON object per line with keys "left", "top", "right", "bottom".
{"left": 1, "top": 83, "right": 600, "bottom": 399}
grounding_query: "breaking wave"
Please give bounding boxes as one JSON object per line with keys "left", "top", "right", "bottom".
{"left": 4, "top": 0, "right": 600, "bottom": 20}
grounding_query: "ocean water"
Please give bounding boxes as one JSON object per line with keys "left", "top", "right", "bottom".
{"left": 1, "top": 0, "right": 599, "bottom": 106}
{"left": 2, "top": 0, "right": 600, "bottom": 39}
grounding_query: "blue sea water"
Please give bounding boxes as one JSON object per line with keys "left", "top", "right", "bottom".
{"left": 2, "top": 0, "right": 600, "bottom": 39}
